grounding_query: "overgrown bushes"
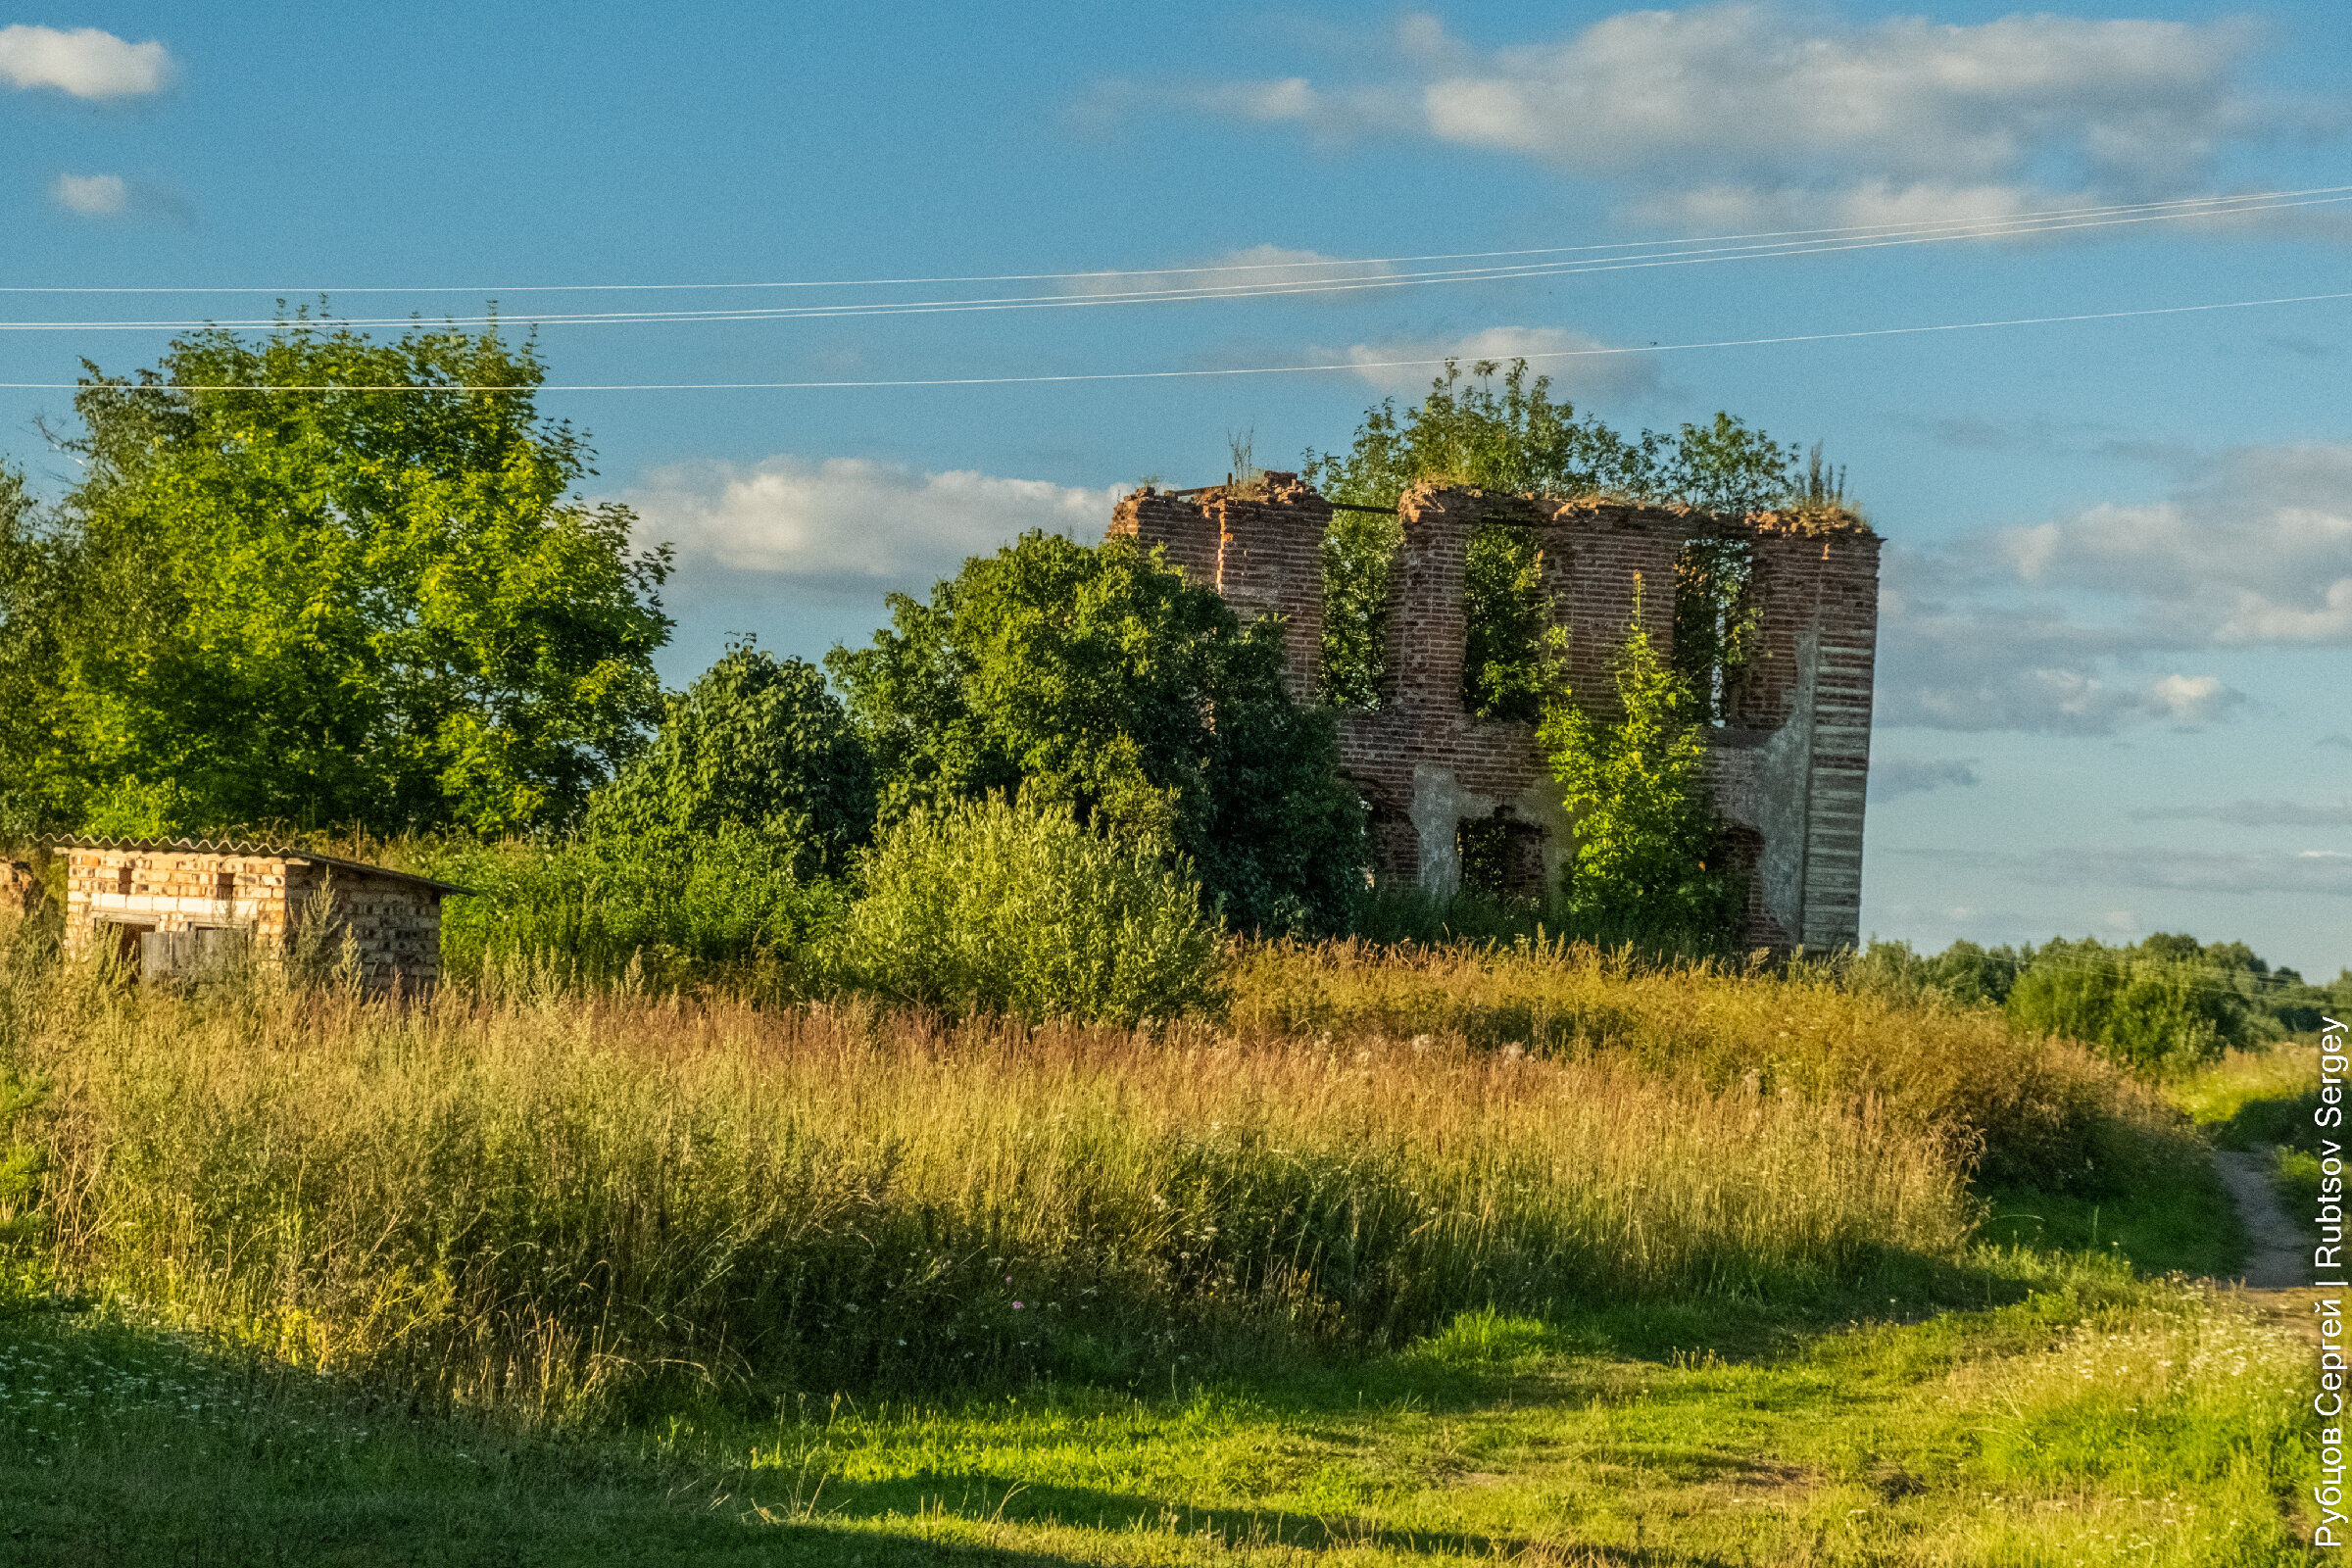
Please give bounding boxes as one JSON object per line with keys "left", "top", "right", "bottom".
{"left": 831, "top": 795, "right": 1223, "bottom": 1023}
{"left": 1853, "top": 931, "right": 2349, "bottom": 1075}
{"left": 400, "top": 826, "right": 842, "bottom": 993}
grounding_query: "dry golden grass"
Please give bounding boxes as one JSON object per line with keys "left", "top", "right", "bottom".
{"left": 4, "top": 920, "right": 1975, "bottom": 1424}
{"left": 1229, "top": 937, "right": 2190, "bottom": 1192}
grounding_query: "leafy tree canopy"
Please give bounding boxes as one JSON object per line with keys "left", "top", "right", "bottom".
{"left": 0, "top": 464, "right": 70, "bottom": 840}
{"left": 826, "top": 531, "right": 1366, "bottom": 933}
{"left": 586, "top": 641, "right": 872, "bottom": 875}
{"left": 3, "top": 319, "right": 671, "bottom": 837}
{"left": 1303, "top": 360, "right": 1805, "bottom": 712}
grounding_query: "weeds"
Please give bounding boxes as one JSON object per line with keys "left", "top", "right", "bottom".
{"left": 11, "top": 938, "right": 1970, "bottom": 1424}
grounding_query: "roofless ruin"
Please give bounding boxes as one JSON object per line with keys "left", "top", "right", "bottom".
{"left": 1110, "top": 473, "right": 1881, "bottom": 952}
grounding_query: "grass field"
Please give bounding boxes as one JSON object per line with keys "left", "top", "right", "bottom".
{"left": 0, "top": 915, "right": 2328, "bottom": 1565}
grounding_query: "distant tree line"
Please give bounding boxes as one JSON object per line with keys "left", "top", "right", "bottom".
{"left": 1855, "top": 932, "right": 2350, "bottom": 1073}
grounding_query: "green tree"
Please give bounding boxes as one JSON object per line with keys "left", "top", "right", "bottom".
{"left": 586, "top": 641, "right": 872, "bottom": 875}
{"left": 827, "top": 531, "right": 1366, "bottom": 933}
{"left": 15, "top": 318, "right": 671, "bottom": 836}
{"left": 0, "top": 464, "right": 74, "bottom": 840}
{"left": 1538, "top": 586, "right": 1740, "bottom": 942}
{"left": 2004, "top": 937, "right": 2242, "bottom": 1074}
{"left": 1303, "top": 361, "right": 1805, "bottom": 712}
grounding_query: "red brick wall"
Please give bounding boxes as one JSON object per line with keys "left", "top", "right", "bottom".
{"left": 1108, "top": 479, "right": 1881, "bottom": 952}
{"left": 1109, "top": 473, "right": 1331, "bottom": 699}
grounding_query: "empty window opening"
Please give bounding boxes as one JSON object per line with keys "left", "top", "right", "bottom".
{"left": 1461, "top": 522, "right": 1548, "bottom": 722}
{"left": 1318, "top": 507, "right": 1400, "bottom": 710}
{"left": 1458, "top": 809, "right": 1548, "bottom": 902}
{"left": 1673, "top": 537, "right": 1757, "bottom": 726}
{"left": 215, "top": 870, "right": 236, "bottom": 903}
{"left": 116, "top": 865, "right": 133, "bottom": 895}
{"left": 110, "top": 920, "right": 153, "bottom": 973}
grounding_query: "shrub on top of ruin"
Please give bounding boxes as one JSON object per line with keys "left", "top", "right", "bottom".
{"left": 1302, "top": 359, "right": 1828, "bottom": 711}
{"left": 1539, "top": 586, "right": 1741, "bottom": 948}
{"left": 831, "top": 792, "right": 1224, "bottom": 1023}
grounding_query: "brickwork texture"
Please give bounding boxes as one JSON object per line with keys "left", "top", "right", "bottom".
{"left": 57, "top": 838, "right": 454, "bottom": 992}
{"left": 1108, "top": 476, "right": 1881, "bottom": 953}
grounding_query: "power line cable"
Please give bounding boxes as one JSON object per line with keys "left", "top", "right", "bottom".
{"left": 2, "top": 185, "right": 2338, "bottom": 295}
{"left": 10, "top": 287, "right": 2347, "bottom": 394}
{"left": 1, "top": 191, "right": 2345, "bottom": 334}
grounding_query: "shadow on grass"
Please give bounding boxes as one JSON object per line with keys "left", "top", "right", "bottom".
{"left": 1977, "top": 1151, "right": 2244, "bottom": 1280}
{"left": 743, "top": 1469, "right": 1750, "bottom": 1567}
{"left": 2205, "top": 1085, "right": 2322, "bottom": 1152}
{"left": 0, "top": 1310, "right": 1113, "bottom": 1568}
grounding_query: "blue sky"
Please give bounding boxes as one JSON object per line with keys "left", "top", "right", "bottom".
{"left": 3, "top": 2, "right": 2348, "bottom": 973}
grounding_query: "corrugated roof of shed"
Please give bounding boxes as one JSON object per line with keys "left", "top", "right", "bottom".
{"left": 50, "top": 836, "right": 474, "bottom": 897}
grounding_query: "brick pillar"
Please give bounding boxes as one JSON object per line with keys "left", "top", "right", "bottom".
{"left": 1799, "top": 530, "right": 1880, "bottom": 951}
{"left": 1556, "top": 508, "right": 1682, "bottom": 720}
{"left": 1380, "top": 483, "right": 1480, "bottom": 721}
{"left": 1747, "top": 526, "right": 1881, "bottom": 951}
{"left": 1212, "top": 473, "right": 1330, "bottom": 700}
{"left": 1109, "top": 491, "right": 1221, "bottom": 584}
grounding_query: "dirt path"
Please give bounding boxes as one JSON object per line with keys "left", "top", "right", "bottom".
{"left": 2212, "top": 1149, "right": 2325, "bottom": 1348}
{"left": 2217, "top": 1150, "right": 2308, "bottom": 1288}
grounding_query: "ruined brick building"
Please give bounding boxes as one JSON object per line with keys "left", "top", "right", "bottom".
{"left": 1110, "top": 474, "right": 1880, "bottom": 952}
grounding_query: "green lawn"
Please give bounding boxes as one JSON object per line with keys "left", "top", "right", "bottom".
{"left": 0, "top": 1250, "right": 2312, "bottom": 1566}
{"left": 0, "top": 1041, "right": 2327, "bottom": 1566}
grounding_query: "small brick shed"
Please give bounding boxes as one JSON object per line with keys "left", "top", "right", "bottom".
{"left": 55, "top": 837, "right": 466, "bottom": 992}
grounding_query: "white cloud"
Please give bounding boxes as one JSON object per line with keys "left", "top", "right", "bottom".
{"left": 627, "top": 457, "right": 1121, "bottom": 603}
{"left": 1992, "top": 444, "right": 2352, "bottom": 646}
{"left": 2134, "top": 799, "right": 2352, "bottom": 828}
{"left": 1158, "top": 7, "right": 2282, "bottom": 232}
{"left": 0, "top": 24, "right": 171, "bottom": 98}
{"left": 1058, "top": 244, "right": 1394, "bottom": 303}
{"left": 50, "top": 172, "right": 125, "bottom": 216}
{"left": 1322, "top": 324, "right": 1662, "bottom": 402}
{"left": 1878, "top": 439, "right": 2352, "bottom": 734}
{"left": 2147, "top": 673, "right": 2236, "bottom": 724}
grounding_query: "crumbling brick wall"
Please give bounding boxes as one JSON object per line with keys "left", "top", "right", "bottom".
{"left": 1109, "top": 472, "right": 1331, "bottom": 699}
{"left": 1108, "top": 477, "right": 1880, "bottom": 953}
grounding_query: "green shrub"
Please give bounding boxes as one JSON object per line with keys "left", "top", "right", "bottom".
{"left": 828, "top": 529, "right": 1366, "bottom": 934}
{"left": 1538, "top": 589, "right": 1740, "bottom": 949}
{"left": 834, "top": 795, "right": 1223, "bottom": 1022}
{"left": 417, "top": 825, "right": 843, "bottom": 993}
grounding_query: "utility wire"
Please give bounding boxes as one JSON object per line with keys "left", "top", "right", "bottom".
{"left": 9, "top": 287, "right": 2348, "bottom": 394}
{"left": 1, "top": 185, "right": 2339, "bottom": 295}
{"left": 0, "top": 191, "right": 2345, "bottom": 334}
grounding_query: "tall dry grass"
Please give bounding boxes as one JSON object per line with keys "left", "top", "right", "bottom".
{"left": 2, "top": 919, "right": 1971, "bottom": 1424}
{"left": 1228, "top": 937, "right": 2191, "bottom": 1192}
